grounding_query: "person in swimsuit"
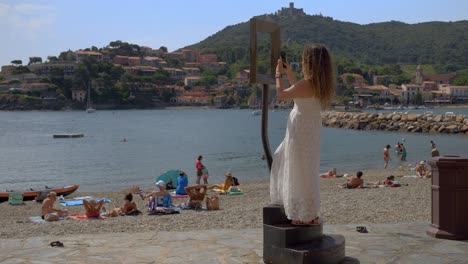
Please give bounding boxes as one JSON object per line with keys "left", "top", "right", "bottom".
{"left": 195, "top": 155, "right": 206, "bottom": 184}
{"left": 384, "top": 145, "right": 391, "bottom": 168}
{"left": 41, "top": 192, "right": 68, "bottom": 220}
{"left": 400, "top": 143, "right": 407, "bottom": 161}
{"left": 431, "top": 141, "right": 440, "bottom": 157}
{"left": 340, "top": 171, "right": 364, "bottom": 189}
{"left": 183, "top": 184, "right": 207, "bottom": 209}
{"left": 320, "top": 168, "right": 337, "bottom": 178}
{"left": 83, "top": 199, "right": 104, "bottom": 218}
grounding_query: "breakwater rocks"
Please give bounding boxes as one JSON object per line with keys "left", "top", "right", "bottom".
{"left": 322, "top": 112, "right": 468, "bottom": 134}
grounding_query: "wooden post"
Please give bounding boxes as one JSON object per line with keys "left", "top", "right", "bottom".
{"left": 250, "top": 18, "right": 280, "bottom": 171}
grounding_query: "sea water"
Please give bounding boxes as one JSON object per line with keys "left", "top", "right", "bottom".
{"left": 0, "top": 109, "right": 466, "bottom": 192}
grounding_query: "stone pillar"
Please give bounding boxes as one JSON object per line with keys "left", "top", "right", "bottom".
{"left": 263, "top": 205, "right": 345, "bottom": 264}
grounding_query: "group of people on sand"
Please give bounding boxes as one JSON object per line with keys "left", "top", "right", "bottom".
{"left": 337, "top": 171, "right": 404, "bottom": 189}
{"left": 41, "top": 191, "right": 141, "bottom": 221}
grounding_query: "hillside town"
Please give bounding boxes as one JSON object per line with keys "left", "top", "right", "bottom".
{"left": 0, "top": 45, "right": 262, "bottom": 110}
{"left": 0, "top": 2, "right": 467, "bottom": 110}
{"left": 343, "top": 66, "right": 468, "bottom": 109}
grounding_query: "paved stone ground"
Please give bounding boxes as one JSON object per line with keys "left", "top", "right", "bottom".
{"left": 0, "top": 222, "right": 467, "bottom": 264}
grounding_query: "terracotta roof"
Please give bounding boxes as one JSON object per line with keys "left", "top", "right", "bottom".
{"left": 448, "top": 86, "right": 468, "bottom": 89}
{"left": 388, "top": 87, "right": 402, "bottom": 96}
{"left": 340, "top": 73, "right": 364, "bottom": 79}
{"left": 425, "top": 72, "right": 456, "bottom": 81}
{"left": 362, "top": 85, "right": 388, "bottom": 91}
{"left": 76, "top": 51, "right": 102, "bottom": 56}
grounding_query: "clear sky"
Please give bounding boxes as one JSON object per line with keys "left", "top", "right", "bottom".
{"left": 1, "top": 0, "right": 467, "bottom": 67}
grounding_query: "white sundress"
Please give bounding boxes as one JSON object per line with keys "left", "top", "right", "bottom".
{"left": 270, "top": 97, "right": 322, "bottom": 222}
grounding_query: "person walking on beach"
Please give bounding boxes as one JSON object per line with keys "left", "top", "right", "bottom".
{"left": 384, "top": 145, "right": 391, "bottom": 168}
{"left": 195, "top": 155, "right": 207, "bottom": 184}
{"left": 270, "top": 44, "right": 334, "bottom": 226}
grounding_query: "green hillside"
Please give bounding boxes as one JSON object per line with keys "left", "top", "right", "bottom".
{"left": 186, "top": 14, "right": 468, "bottom": 68}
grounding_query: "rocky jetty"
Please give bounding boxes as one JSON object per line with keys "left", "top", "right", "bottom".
{"left": 322, "top": 112, "right": 468, "bottom": 134}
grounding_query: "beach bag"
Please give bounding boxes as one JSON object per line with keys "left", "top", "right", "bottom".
{"left": 233, "top": 177, "right": 240, "bottom": 186}
{"left": 44, "top": 213, "right": 60, "bottom": 221}
{"left": 8, "top": 193, "right": 24, "bottom": 205}
{"left": 206, "top": 196, "right": 220, "bottom": 210}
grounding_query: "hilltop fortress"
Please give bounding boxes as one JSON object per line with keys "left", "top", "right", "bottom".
{"left": 277, "top": 2, "right": 305, "bottom": 17}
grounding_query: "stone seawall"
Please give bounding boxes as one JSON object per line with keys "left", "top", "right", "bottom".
{"left": 322, "top": 112, "right": 468, "bottom": 134}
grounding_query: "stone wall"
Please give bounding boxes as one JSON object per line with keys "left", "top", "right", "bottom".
{"left": 322, "top": 112, "right": 468, "bottom": 134}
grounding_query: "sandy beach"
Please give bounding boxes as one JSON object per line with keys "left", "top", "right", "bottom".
{"left": 0, "top": 167, "right": 430, "bottom": 239}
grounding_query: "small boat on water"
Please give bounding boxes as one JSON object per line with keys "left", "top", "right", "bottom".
{"left": 0, "top": 185, "right": 80, "bottom": 203}
{"left": 252, "top": 110, "right": 261, "bottom": 116}
{"left": 53, "top": 134, "right": 84, "bottom": 138}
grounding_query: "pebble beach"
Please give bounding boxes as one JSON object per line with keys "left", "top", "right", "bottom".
{"left": 0, "top": 167, "right": 431, "bottom": 239}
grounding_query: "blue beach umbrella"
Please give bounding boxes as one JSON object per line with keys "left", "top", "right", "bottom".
{"left": 156, "top": 170, "right": 183, "bottom": 189}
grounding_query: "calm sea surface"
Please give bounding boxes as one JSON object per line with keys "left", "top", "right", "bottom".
{"left": 1, "top": 109, "right": 467, "bottom": 192}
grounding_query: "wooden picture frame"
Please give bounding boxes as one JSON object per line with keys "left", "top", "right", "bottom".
{"left": 249, "top": 18, "right": 281, "bottom": 85}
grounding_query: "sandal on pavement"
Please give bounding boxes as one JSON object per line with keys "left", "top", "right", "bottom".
{"left": 356, "top": 226, "right": 368, "bottom": 233}
{"left": 50, "top": 241, "right": 64, "bottom": 247}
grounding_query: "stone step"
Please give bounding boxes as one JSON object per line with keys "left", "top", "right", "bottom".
{"left": 264, "top": 223, "right": 323, "bottom": 248}
{"left": 263, "top": 234, "right": 345, "bottom": 264}
{"left": 263, "top": 204, "right": 291, "bottom": 225}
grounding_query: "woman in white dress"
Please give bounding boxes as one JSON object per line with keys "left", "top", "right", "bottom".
{"left": 271, "top": 44, "right": 334, "bottom": 226}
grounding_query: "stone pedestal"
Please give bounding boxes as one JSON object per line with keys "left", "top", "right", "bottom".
{"left": 263, "top": 205, "right": 345, "bottom": 264}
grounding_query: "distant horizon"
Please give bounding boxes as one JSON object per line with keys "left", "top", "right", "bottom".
{"left": 1, "top": 0, "right": 467, "bottom": 67}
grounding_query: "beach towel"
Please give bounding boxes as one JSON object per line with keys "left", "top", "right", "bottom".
{"left": 147, "top": 206, "right": 181, "bottom": 215}
{"left": 8, "top": 192, "right": 24, "bottom": 205}
{"left": 213, "top": 187, "right": 243, "bottom": 195}
{"left": 29, "top": 216, "right": 65, "bottom": 223}
{"left": 180, "top": 203, "right": 207, "bottom": 210}
{"left": 403, "top": 175, "right": 419, "bottom": 178}
{"left": 59, "top": 198, "right": 111, "bottom": 207}
{"left": 169, "top": 190, "right": 189, "bottom": 199}
{"left": 69, "top": 212, "right": 108, "bottom": 220}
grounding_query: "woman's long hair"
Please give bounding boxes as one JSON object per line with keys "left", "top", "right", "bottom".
{"left": 302, "top": 44, "right": 335, "bottom": 108}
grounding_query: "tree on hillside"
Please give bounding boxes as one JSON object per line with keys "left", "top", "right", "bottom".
{"left": 12, "top": 66, "right": 31, "bottom": 75}
{"left": 47, "top": 56, "right": 58, "bottom": 63}
{"left": 58, "top": 50, "right": 76, "bottom": 61}
{"left": 453, "top": 70, "right": 468, "bottom": 86}
{"left": 28, "top": 57, "right": 42, "bottom": 65}
{"left": 159, "top": 46, "right": 168, "bottom": 52}
{"left": 11, "top": 60, "right": 22, "bottom": 65}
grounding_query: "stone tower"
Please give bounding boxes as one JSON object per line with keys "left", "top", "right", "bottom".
{"left": 415, "top": 65, "right": 424, "bottom": 84}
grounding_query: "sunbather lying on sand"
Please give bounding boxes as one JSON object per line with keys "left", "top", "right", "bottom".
{"left": 368, "top": 175, "right": 394, "bottom": 186}
{"left": 208, "top": 172, "right": 235, "bottom": 192}
{"left": 83, "top": 199, "right": 104, "bottom": 218}
{"left": 339, "top": 171, "right": 364, "bottom": 189}
{"left": 320, "top": 168, "right": 337, "bottom": 178}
